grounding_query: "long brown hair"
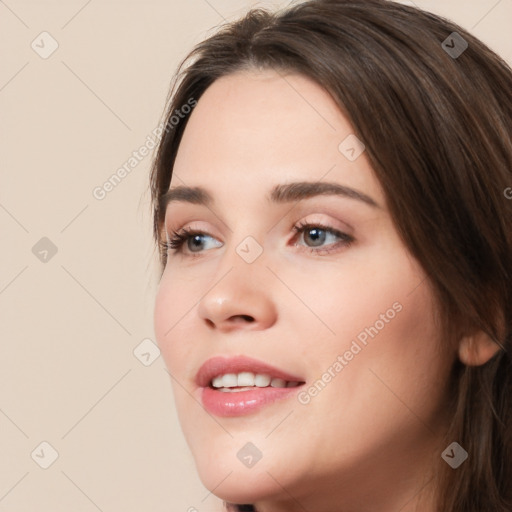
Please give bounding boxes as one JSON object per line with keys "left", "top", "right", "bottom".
{"left": 149, "top": 1, "right": 512, "bottom": 510}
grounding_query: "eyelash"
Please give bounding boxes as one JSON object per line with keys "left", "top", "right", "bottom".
{"left": 160, "top": 221, "right": 354, "bottom": 259}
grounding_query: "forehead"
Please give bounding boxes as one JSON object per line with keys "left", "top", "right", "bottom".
{"left": 170, "top": 69, "right": 384, "bottom": 207}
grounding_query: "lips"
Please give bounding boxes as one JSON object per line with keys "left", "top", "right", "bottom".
{"left": 196, "top": 355, "right": 306, "bottom": 417}
{"left": 195, "top": 355, "right": 305, "bottom": 388}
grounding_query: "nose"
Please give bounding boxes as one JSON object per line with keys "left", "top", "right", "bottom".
{"left": 196, "top": 245, "right": 277, "bottom": 333}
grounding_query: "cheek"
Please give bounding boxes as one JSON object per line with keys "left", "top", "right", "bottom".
{"left": 282, "top": 245, "right": 424, "bottom": 356}
{"left": 295, "top": 245, "right": 449, "bottom": 406}
{"left": 153, "top": 272, "right": 195, "bottom": 374}
{"left": 309, "top": 264, "right": 448, "bottom": 428}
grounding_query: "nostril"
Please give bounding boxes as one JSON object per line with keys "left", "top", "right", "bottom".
{"left": 235, "top": 315, "right": 254, "bottom": 322}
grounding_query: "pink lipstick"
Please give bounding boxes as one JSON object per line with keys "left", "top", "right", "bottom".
{"left": 196, "top": 355, "right": 305, "bottom": 417}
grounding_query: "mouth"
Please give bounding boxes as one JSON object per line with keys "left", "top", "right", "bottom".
{"left": 196, "top": 356, "right": 306, "bottom": 417}
{"left": 210, "top": 372, "right": 302, "bottom": 392}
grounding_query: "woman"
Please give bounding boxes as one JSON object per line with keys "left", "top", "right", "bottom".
{"left": 150, "top": 0, "right": 512, "bottom": 510}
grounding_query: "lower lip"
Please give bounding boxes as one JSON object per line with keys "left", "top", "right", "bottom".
{"left": 201, "top": 385, "right": 302, "bottom": 417}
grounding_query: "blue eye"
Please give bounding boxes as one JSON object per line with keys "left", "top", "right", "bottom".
{"left": 161, "top": 227, "right": 219, "bottom": 257}
{"left": 292, "top": 221, "right": 354, "bottom": 255}
{"left": 161, "top": 222, "right": 354, "bottom": 259}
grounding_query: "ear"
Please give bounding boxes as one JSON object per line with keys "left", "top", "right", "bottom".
{"left": 458, "top": 329, "right": 501, "bottom": 366}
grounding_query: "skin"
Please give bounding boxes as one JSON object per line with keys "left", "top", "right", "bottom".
{"left": 153, "top": 69, "right": 465, "bottom": 512}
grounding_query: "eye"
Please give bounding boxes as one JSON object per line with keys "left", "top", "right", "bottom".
{"left": 160, "top": 227, "right": 221, "bottom": 258}
{"left": 161, "top": 221, "right": 354, "bottom": 259}
{"left": 292, "top": 220, "right": 354, "bottom": 255}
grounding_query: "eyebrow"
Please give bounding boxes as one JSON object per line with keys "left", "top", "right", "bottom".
{"left": 159, "top": 181, "right": 381, "bottom": 212}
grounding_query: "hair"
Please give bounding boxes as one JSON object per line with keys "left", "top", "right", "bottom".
{"left": 149, "top": 0, "right": 512, "bottom": 510}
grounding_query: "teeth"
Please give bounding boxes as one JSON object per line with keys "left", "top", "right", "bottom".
{"left": 270, "top": 378, "right": 286, "bottom": 388}
{"left": 210, "top": 372, "right": 301, "bottom": 389}
{"left": 218, "top": 387, "right": 254, "bottom": 393}
{"left": 237, "top": 372, "right": 255, "bottom": 387}
{"left": 221, "top": 374, "right": 238, "bottom": 388}
{"left": 212, "top": 375, "right": 224, "bottom": 388}
{"left": 254, "top": 374, "right": 271, "bottom": 387}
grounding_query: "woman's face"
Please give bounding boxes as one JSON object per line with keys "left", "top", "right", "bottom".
{"left": 154, "top": 69, "right": 456, "bottom": 511}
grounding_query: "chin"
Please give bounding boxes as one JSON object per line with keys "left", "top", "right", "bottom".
{"left": 192, "top": 450, "right": 285, "bottom": 504}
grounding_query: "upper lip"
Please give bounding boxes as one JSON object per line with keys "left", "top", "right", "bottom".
{"left": 195, "top": 355, "right": 305, "bottom": 387}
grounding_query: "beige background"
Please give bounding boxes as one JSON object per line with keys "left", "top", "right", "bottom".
{"left": 1, "top": 0, "right": 511, "bottom": 511}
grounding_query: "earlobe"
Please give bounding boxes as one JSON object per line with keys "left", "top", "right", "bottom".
{"left": 458, "top": 330, "right": 502, "bottom": 366}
